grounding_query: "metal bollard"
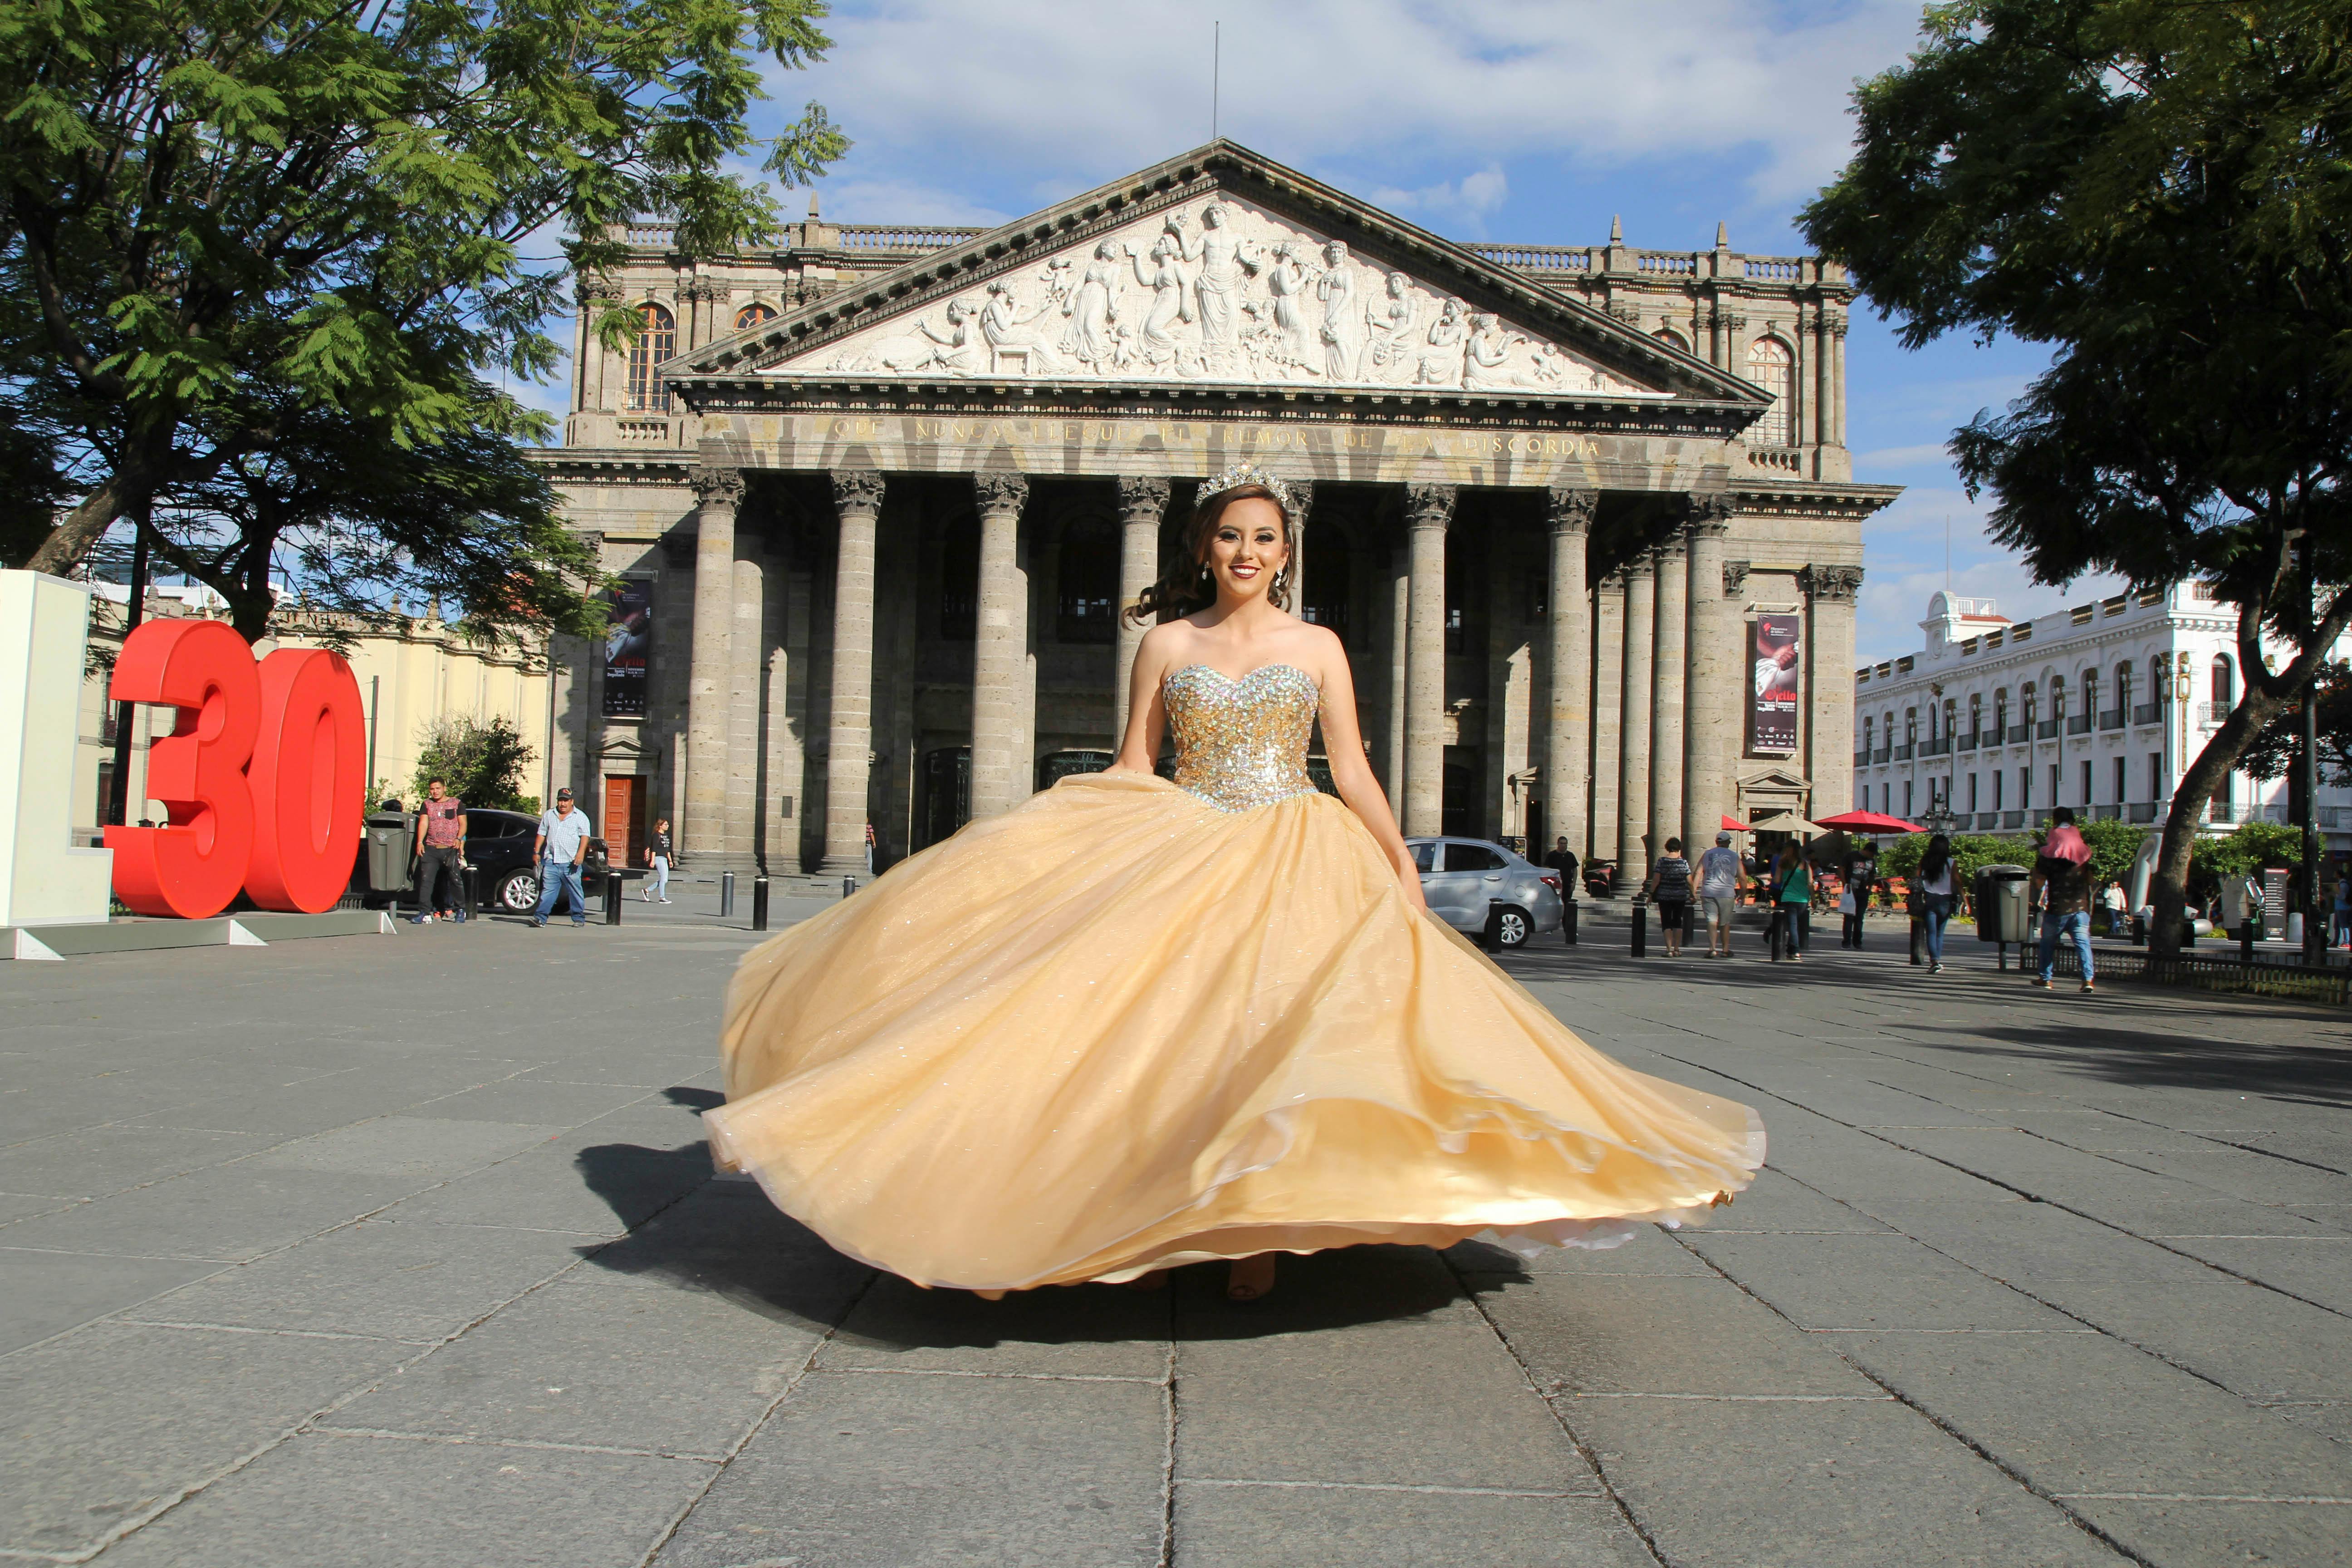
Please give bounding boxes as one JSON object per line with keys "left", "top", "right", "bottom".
{"left": 1562, "top": 897, "right": 1578, "bottom": 946}
{"left": 463, "top": 864, "right": 480, "bottom": 918}
{"left": 720, "top": 871, "right": 735, "bottom": 918}
{"left": 751, "top": 876, "right": 769, "bottom": 932}
{"left": 1630, "top": 897, "right": 1648, "bottom": 958}
{"left": 842, "top": 876, "right": 857, "bottom": 899}
{"left": 603, "top": 873, "right": 622, "bottom": 925}
{"left": 2241, "top": 921, "right": 2255, "bottom": 965}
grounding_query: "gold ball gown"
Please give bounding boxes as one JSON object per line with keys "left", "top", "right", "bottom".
{"left": 708, "top": 662, "right": 1764, "bottom": 1293}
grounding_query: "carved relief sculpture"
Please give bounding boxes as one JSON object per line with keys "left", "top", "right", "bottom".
{"left": 788, "top": 193, "right": 1666, "bottom": 397}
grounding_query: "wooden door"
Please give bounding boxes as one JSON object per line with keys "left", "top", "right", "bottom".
{"left": 603, "top": 775, "right": 643, "bottom": 869}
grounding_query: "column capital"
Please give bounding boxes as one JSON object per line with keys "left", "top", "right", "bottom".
{"left": 1403, "top": 482, "right": 1456, "bottom": 533}
{"left": 1800, "top": 564, "right": 1865, "bottom": 604}
{"left": 1723, "top": 559, "right": 1751, "bottom": 597}
{"left": 1546, "top": 485, "right": 1598, "bottom": 536}
{"left": 1289, "top": 479, "right": 1315, "bottom": 520}
{"left": 1619, "top": 552, "right": 1655, "bottom": 582}
{"left": 1682, "top": 491, "right": 1735, "bottom": 539}
{"left": 1599, "top": 569, "right": 1629, "bottom": 593}
{"left": 1650, "top": 535, "right": 1687, "bottom": 566}
{"left": 1115, "top": 474, "right": 1170, "bottom": 524}
{"left": 830, "top": 468, "right": 886, "bottom": 516}
{"left": 974, "top": 470, "right": 1029, "bottom": 517}
{"left": 690, "top": 466, "right": 745, "bottom": 509}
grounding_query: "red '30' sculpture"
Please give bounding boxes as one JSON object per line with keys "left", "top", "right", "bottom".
{"left": 103, "top": 618, "right": 366, "bottom": 918}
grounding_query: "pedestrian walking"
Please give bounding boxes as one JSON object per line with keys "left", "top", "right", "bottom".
{"left": 643, "top": 818, "right": 674, "bottom": 903}
{"left": 1642, "top": 837, "right": 1693, "bottom": 957}
{"left": 1841, "top": 849, "right": 1876, "bottom": 948}
{"left": 1917, "top": 833, "right": 1957, "bottom": 973}
{"left": 531, "top": 788, "right": 592, "bottom": 928}
{"left": 1695, "top": 831, "right": 1748, "bottom": 958}
{"left": 2331, "top": 864, "right": 2350, "bottom": 949}
{"left": 1543, "top": 835, "right": 1580, "bottom": 901}
{"left": 412, "top": 778, "right": 468, "bottom": 925}
{"left": 2030, "top": 808, "right": 2097, "bottom": 992}
{"left": 1770, "top": 843, "right": 1813, "bottom": 961}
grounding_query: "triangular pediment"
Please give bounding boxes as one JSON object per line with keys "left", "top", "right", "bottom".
{"left": 666, "top": 142, "right": 1767, "bottom": 412}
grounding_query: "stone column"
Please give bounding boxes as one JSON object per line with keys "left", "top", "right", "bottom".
{"left": 1543, "top": 487, "right": 1596, "bottom": 867}
{"left": 1649, "top": 536, "right": 1688, "bottom": 855}
{"left": 969, "top": 471, "right": 1030, "bottom": 820}
{"left": 1402, "top": 483, "right": 1455, "bottom": 836}
{"left": 1112, "top": 475, "right": 1168, "bottom": 746}
{"left": 684, "top": 466, "right": 743, "bottom": 857}
{"left": 726, "top": 551, "right": 764, "bottom": 865}
{"left": 1287, "top": 480, "right": 1313, "bottom": 615}
{"left": 1681, "top": 495, "right": 1737, "bottom": 848}
{"left": 1802, "top": 564, "right": 1864, "bottom": 823}
{"left": 1386, "top": 549, "right": 1409, "bottom": 821}
{"left": 1616, "top": 554, "right": 1656, "bottom": 886}
{"left": 1590, "top": 574, "right": 1625, "bottom": 861}
{"left": 820, "top": 470, "right": 884, "bottom": 873}
{"left": 1829, "top": 321, "right": 1848, "bottom": 448}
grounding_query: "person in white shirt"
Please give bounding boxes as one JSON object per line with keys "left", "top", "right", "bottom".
{"left": 530, "top": 788, "right": 593, "bottom": 927}
{"left": 1695, "top": 832, "right": 1750, "bottom": 959}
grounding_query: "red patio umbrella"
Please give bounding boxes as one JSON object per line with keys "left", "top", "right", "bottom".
{"left": 1720, "top": 814, "right": 1751, "bottom": 832}
{"left": 1811, "top": 810, "right": 1923, "bottom": 834}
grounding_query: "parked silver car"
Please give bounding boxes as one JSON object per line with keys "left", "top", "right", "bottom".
{"left": 1406, "top": 837, "right": 1565, "bottom": 948}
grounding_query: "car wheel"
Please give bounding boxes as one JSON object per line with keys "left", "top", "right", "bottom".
{"left": 496, "top": 870, "right": 540, "bottom": 913}
{"left": 1494, "top": 906, "right": 1531, "bottom": 948}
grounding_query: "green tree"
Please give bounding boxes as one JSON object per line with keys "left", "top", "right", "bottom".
{"left": 0, "top": 0, "right": 848, "bottom": 636}
{"left": 1801, "top": 0, "right": 2352, "bottom": 956}
{"left": 411, "top": 714, "right": 537, "bottom": 813}
{"left": 2194, "top": 819, "right": 2310, "bottom": 881}
{"left": 2240, "top": 663, "right": 2352, "bottom": 788}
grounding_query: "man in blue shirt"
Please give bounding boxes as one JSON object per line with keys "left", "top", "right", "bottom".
{"left": 531, "top": 788, "right": 592, "bottom": 928}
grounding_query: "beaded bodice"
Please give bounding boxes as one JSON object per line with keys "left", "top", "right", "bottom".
{"left": 1163, "top": 663, "right": 1321, "bottom": 813}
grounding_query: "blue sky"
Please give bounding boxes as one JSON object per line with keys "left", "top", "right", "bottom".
{"left": 548, "top": 0, "right": 2122, "bottom": 663}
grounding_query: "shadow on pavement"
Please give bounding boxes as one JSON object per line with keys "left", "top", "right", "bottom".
{"left": 572, "top": 1118, "right": 1482, "bottom": 1346}
{"left": 1909, "top": 1016, "right": 2352, "bottom": 1109}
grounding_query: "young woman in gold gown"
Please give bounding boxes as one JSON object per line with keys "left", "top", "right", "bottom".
{"left": 706, "top": 464, "right": 1764, "bottom": 1301}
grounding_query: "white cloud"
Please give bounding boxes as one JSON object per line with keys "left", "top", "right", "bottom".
{"left": 1369, "top": 164, "right": 1509, "bottom": 234}
{"left": 789, "top": 1, "right": 1925, "bottom": 212}
{"left": 1857, "top": 485, "right": 2126, "bottom": 664}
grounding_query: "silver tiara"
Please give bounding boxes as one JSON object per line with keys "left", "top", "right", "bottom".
{"left": 1197, "top": 460, "right": 1297, "bottom": 515}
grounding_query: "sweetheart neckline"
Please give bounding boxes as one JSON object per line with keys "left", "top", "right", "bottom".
{"left": 1165, "top": 662, "right": 1316, "bottom": 688}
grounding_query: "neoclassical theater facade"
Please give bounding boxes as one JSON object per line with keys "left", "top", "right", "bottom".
{"left": 537, "top": 143, "right": 1894, "bottom": 881}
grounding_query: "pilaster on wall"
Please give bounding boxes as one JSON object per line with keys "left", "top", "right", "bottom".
{"left": 684, "top": 466, "right": 743, "bottom": 858}
{"left": 1401, "top": 483, "right": 1456, "bottom": 837}
{"left": 1112, "top": 475, "right": 1170, "bottom": 747}
{"left": 969, "top": 471, "right": 1030, "bottom": 821}
{"left": 821, "top": 470, "right": 884, "bottom": 872}
{"left": 1801, "top": 563, "right": 1864, "bottom": 824}
{"left": 1543, "top": 487, "right": 1595, "bottom": 864}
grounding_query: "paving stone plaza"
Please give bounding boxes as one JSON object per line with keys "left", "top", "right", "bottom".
{"left": 5, "top": 906, "right": 2348, "bottom": 1567}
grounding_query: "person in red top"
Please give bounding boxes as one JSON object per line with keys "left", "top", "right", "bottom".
{"left": 412, "top": 778, "right": 467, "bottom": 924}
{"left": 2030, "top": 808, "right": 2095, "bottom": 993}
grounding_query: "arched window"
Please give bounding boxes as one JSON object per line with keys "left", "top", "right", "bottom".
{"left": 2080, "top": 669, "right": 2098, "bottom": 717}
{"left": 1055, "top": 519, "right": 1117, "bottom": 644}
{"left": 1994, "top": 688, "right": 2009, "bottom": 734}
{"left": 734, "top": 302, "right": 777, "bottom": 331}
{"left": 1968, "top": 692, "right": 1982, "bottom": 736}
{"left": 1863, "top": 716, "right": 1875, "bottom": 750}
{"left": 1942, "top": 697, "right": 1956, "bottom": 740}
{"left": 2050, "top": 675, "right": 2066, "bottom": 729}
{"left": 1904, "top": 707, "right": 1918, "bottom": 745}
{"left": 2114, "top": 663, "right": 2132, "bottom": 721}
{"left": 1744, "top": 336, "right": 1794, "bottom": 446}
{"left": 2149, "top": 655, "right": 2166, "bottom": 706}
{"left": 1653, "top": 327, "right": 1690, "bottom": 354}
{"left": 1881, "top": 711, "right": 1894, "bottom": 751}
{"left": 2022, "top": 682, "right": 2037, "bottom": 726}
{"left": 625, "top": 302, "right": 675, "bottom": 412}
{"left": 2212, "top": 654, "right": 2235, "bottom": 708}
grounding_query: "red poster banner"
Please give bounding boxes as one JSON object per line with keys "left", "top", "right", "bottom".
{"left": 1750, "top": 613, "right": 1801, "bottom": 753}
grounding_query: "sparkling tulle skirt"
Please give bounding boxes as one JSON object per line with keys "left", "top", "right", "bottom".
{"left": 706, "top": 772, "right": 1764, "bottom": 1292}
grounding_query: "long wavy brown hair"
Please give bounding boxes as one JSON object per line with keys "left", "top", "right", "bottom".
{"left": 1124, "top": 481, "right": 1295, "bottom": 625}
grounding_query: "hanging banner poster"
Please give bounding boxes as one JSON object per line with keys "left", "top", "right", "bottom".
{"left": 602, "top": 579, "right": 653, "bottom": 717}
{"left": 1750, "top": 613, "right": 1802, "bottom": 753}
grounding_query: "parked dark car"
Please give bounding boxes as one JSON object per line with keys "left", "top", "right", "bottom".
{"left": 357, "top": 807, "right": 609, "bottom": 913}
{"left": 1582, "top": 858, "right": 1619, "bottom": 899}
